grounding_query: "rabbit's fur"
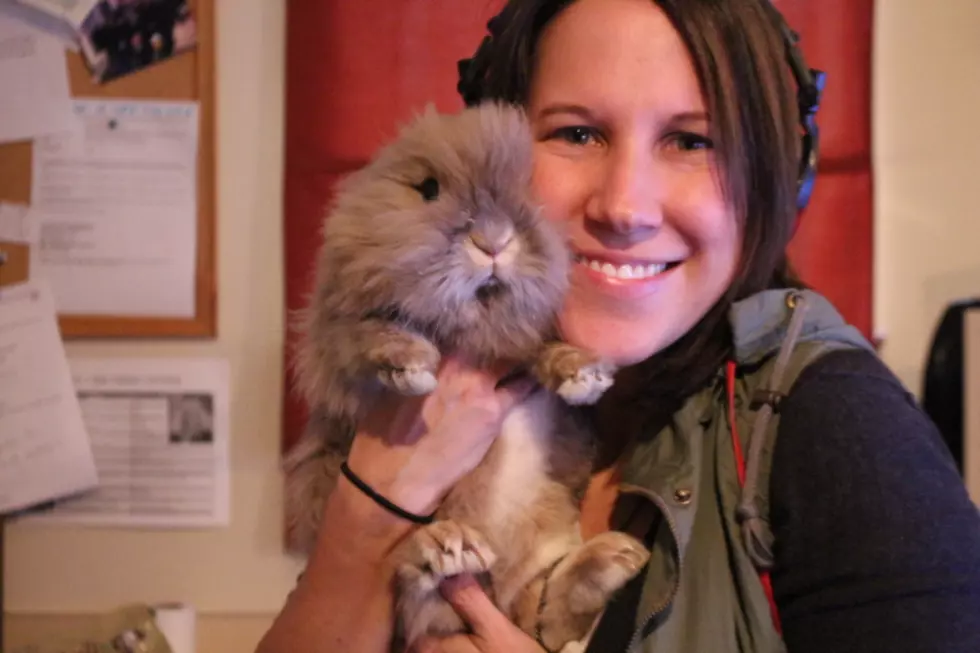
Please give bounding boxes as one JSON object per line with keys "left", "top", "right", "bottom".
{"left": 285, "top": 102, "right": 649, "bottom": 652}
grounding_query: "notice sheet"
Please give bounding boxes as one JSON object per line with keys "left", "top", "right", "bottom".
{"left": 26, "top": 357, "right": 230, "bottom": 527}
{"left": 0, "top": 280, "right": 98, "bottom": 515}
{"left": 30, "top": 98, "right": 199, "bottom": 317}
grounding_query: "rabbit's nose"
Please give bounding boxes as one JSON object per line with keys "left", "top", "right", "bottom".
{"left": 470, "top": 223, "right": 515, "bottom": 256}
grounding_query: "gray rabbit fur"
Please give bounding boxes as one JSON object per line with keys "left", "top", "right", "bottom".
{"left": 284, "top": 102, "right": 649, "bottom": 652}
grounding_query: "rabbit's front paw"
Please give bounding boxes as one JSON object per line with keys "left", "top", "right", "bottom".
{"left": 367, "top": 331, "right": 440, "bottom": 395}
{"left": 534, "top": 342, "right": 616, "bottom": 405}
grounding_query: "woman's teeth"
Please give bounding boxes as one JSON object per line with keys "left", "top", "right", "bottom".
{"left": 577, "top": 257, "right": 668, "bottom": 280}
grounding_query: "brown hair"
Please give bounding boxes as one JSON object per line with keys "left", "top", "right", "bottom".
{"left": 462, "top": 0, "right": 807, "bottom": 411}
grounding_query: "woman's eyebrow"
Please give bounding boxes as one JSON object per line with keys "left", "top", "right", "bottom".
{"left": 535, "top": 103, "right": 598, "bottom": 121}
{"left": 536, "top": 105, "right": 709, "bottom": 125}
{"left": 668, "top": 110, "right": 710, "bottom": 124}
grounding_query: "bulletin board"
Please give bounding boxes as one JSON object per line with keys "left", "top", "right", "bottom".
{"left": 0, "top": 0, "right": 216, "bottom": 339}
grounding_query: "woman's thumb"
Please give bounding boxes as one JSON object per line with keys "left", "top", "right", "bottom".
{"left": 439, "top": 573, "right": 513, "bottom": 637}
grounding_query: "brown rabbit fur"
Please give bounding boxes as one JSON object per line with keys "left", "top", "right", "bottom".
{"left": 285, "top": 102, "right": 650, "bottom": 652}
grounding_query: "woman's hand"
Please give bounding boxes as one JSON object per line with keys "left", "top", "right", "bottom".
{"left": 410, "top": 575, "right": 548, "bottom": 653}
{"left": 256, "top": 359, "right": 539, "bottom": 653}
{"left": 346, "top": 355, "right": 538, "bottom": 518}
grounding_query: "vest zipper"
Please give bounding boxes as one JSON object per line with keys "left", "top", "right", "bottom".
{"left": 620, "top": 487, "right": 682, "bottom": 653}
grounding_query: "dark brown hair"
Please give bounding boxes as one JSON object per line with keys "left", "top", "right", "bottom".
{"left": 462, "top": 0, "right": 807, "bottom": 410}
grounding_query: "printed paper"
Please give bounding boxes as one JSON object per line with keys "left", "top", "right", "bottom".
{"left": 25, "top": 356, "right": 231, "bottom": 527}
{"left": 30, "top": 98, "right": 200, "bottom": 317}
{"left": 0, "top": 13, "right": 73, "bottom": 144}
{"left": 0, "top": 280, "right": 98, "bottom": 515}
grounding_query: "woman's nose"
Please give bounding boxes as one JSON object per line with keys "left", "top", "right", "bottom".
{"left": 587, "top": 145, "right": 663, "bottom": 238}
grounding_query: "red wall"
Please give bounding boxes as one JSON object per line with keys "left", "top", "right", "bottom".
{"left": 776, "top": 0, "right": 876, "bottom": 341}
{"left": 281, "top": 0, "right": 875, "bottom": 461}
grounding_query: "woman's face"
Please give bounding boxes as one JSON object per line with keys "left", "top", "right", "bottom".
{"left": 528, "top": 0, "right": 742, "bottom": 366}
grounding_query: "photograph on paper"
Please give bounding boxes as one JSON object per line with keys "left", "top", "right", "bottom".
{"left": 168, "top": 392, "right": 213, "bottom": 444}
{"left": 78, "top": 0, "right": 197, "bottom": 83}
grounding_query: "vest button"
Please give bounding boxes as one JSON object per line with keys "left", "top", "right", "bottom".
{"left": 673, "top": 488, "right": 693, "bottom": 505}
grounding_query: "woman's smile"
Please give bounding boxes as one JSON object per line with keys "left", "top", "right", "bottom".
{"left": 571, "top": 251, "right": 685, "bottom": 300}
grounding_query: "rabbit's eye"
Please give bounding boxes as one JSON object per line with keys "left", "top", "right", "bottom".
{"left": 414, "top": 177, "right": 440, "bottom": 202}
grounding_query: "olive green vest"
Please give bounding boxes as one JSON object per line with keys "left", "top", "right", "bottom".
{"left": 614, "top": 288, "right": 875, "bottom": 653}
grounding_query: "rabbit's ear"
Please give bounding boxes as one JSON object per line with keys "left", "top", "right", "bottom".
{"left": 408, "top": 102, "right": 441, "bottom": 128}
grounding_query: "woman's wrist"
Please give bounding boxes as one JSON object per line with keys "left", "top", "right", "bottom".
{"left": 328, "top": 472, "right": 421, "bottom": 553}
{"left": 340, "top": 462, "right": 438, "bottom": 525}
{"left": 345, "top": 446, "right": 448, "bottom": 519}
{"left": 385, "top": 464, "right": 449, "bottom": 517}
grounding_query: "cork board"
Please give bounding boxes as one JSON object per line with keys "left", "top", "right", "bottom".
{"left": 0, "top": 0, "right": 215, "bottom": 338}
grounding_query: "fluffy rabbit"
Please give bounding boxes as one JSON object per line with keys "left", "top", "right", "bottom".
{"left": 285, "top": 102, "right": 649, "bottom": 652}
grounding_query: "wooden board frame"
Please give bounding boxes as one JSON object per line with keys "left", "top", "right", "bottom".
{"left": 0, "top": 0, "right": 216, "bottom": 339}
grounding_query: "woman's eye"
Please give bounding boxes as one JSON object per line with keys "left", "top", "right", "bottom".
{"left": 668, "top": 132, "right": 714, "bottom": 152}
{"left": 550, "top": 125, "right": 599, "bottom": 146}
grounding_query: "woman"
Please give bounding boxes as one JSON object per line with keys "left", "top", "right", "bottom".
{"left": 258, "top": 0, "right": 980, "bottom": 651}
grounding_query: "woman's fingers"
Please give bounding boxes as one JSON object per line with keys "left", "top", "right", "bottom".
{"left": 346, "top": 355, "right": 541, "bottom": 518}
{"left": 407, "top": 575, "right": 548, "bottom": 652}
{"left": 358, "top": 388, "right": 425, "bottom": 443}
{"left": 421, "top": 357, "right": 528, "bottom": 425}
{"left": 439, "top": 574, "right": 518, "bottom": 640}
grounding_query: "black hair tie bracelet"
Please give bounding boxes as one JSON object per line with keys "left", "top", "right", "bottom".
{"left": 340, "top": 461, "right": 436, "bottom": 525}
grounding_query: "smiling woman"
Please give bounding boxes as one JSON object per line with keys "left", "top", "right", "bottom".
{"left": 526, "top": 1, "right": 743, "bottom": 368}
{"left": 499, "top": 0, "right": 803, "bottom": 380}
{"left": 266, "top": 1, "right": 980, "bottom": 652}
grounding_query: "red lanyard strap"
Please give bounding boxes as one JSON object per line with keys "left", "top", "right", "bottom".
{"left": 725, "top": 290, "right": 811, "bottom": 635}
{"left": 727, "top": 359, "right": 782, "bottom": 634}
